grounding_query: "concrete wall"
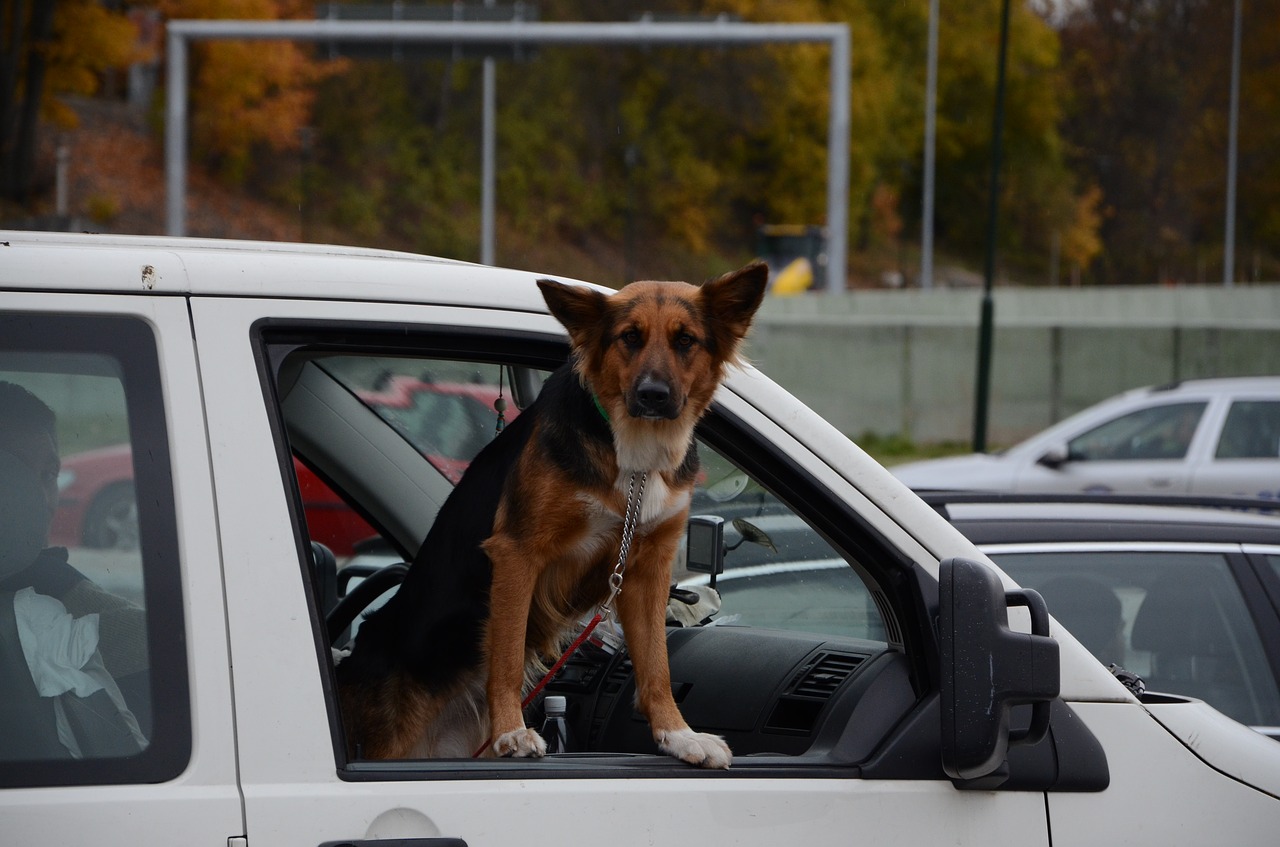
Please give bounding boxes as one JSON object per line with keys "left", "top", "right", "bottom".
{"left": 748, "top": 285, "right": 1280, "bottom": 446}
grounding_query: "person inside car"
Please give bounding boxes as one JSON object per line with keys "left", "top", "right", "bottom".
{"left": 0, "top": 381, "right": 147, "bottom": 759}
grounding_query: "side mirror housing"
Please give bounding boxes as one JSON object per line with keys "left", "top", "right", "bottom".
{"left": 939, "top": 557, "right": 1059, "bottom": 784}
{"left": 1036, "top": 442, "right": 1070, "bottom": 469}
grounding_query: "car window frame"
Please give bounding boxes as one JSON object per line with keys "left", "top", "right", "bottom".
{"left": 0, "top": 312, "right": 191, "bottom": 789}
{"left": 255, "top": 320, "right": 934, "bottom": 780}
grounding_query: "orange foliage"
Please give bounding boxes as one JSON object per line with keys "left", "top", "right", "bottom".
{"left": 41, "top": 1, "right": 142, "bottom": 129}
{"left": 158, "top": 0, "right": 346, "bottom": 180}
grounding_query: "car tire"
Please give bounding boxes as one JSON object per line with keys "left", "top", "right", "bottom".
{"left": 83, "top": 482, "right": 140, "bottom": 551}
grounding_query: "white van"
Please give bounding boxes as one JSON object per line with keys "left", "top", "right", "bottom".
{"left": 2, "top": 231, "right": 1278, "bottom": 846}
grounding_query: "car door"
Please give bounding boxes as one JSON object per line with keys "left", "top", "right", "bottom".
{"left": 0, "top": 296, "right": 242, "bottom": 846}
{"left": 190, "top": 290, "right": 1054, "bottom": 847}
{"left": 1190, "top": 397, "right": 1280, "bottom": 498}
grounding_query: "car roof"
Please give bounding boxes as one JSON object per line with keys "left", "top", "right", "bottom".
{"left": 927, "top": 493, "right": 1280, "bottom": 546}
{"left": 1122, "top": 376, "right": 1280, "bottom": 397}
{"left": 0, "top": 230, "right": 604, "bottom": 310}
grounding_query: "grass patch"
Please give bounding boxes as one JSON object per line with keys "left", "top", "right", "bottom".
{"left": 854, "top": 432, "right": 973, "bottom": 467}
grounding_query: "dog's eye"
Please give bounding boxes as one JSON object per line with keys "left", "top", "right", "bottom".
{"left": 675, "top": 332, "right": 697, "bottom": 349}
{"left": 621, "top": 329, "right": 643, "bottom": 346}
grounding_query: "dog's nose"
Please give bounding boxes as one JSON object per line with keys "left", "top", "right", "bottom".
{"left": 634, "top": 375, "right": 672, "bottom": 417}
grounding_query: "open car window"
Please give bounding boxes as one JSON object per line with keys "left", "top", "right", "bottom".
{"left": 266, "top": 336, "right": 913, "bottom": 775}
{"left": 678, "top": 441, "right": 886, "bottom": 642}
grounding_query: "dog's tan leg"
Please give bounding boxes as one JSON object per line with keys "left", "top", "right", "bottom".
{"left": 481, "top": 533, "right": 548, "bottom": 758}
{"left": 617, "top": 518, "right": 732, "bottom": 769}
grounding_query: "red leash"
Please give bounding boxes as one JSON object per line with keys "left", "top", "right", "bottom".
{"left": 472, "top": 612, "right": 604, "bottom": 758}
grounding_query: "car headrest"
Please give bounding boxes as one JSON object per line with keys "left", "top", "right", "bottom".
{"left": 0, "top": 449, "right": 49, "bottom": 579}
{"left": 1038, "top": 575, "right": 1122, "bottom": 660}
{"left": 1131, "top": 573, "right": 1229, "bottom": 655}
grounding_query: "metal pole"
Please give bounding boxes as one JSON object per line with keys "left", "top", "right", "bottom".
{"left": 481, "top": 56, "right": 496, "bottom": 265}
{"left": 165, "top": 29, "right": 187, "bottom": 237}
{"left": 973, "top": 0, "right": 1011, "bottom": 454}
{"left": 921, "top": 0, "right": 939, "bottom": 290}
{"left": 164, "top": 19, "right": 850, "bottom": 285}
{"left": 1224, "top": 0, "right": 1241, "bottom": 287}
{"left": 824, "top": 27, "right": 850, "bottom": 293}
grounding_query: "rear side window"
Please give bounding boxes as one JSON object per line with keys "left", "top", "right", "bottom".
{"left": 1215, "top": 401, "right": 1280, "bottom": 459}
{"left": 0, "top": 314, "right": 189, "bottom": 788}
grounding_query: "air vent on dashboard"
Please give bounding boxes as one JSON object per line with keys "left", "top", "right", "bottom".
{"left": 764, "top": 652, "right": 865, "bottom": 736}
{"left": 791, "top": 653, "right": 863, "bottom": 698}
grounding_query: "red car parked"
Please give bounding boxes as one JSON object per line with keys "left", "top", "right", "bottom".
{"left": 51, "top": 444, "right": 377, "bottom": 557}
{"left": 50, "top": 380, "right": 512, "bottom": 556}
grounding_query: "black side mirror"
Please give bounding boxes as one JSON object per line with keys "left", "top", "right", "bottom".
{"left": 939, "top": 557, "right": 1059, "bottom": 784}
{"left": 1036, "top": 442, "right": 1069, "bottom": 469}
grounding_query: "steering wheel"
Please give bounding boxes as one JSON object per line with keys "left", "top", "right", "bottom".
{"left": 326, "top": 563, "right": 409, "bottom": 645}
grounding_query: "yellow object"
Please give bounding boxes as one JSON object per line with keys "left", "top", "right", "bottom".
{"left": 770, "top": 257, "right": 814, "bottom": 296}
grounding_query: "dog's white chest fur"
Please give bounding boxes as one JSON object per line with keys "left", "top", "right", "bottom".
{"left": 615, "top": 471, "right": 689, "bottom": 527}
{"left": 571, "top": 473, "right": 690, "bottom": 561}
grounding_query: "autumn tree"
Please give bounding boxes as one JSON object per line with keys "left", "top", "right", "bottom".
{"left": 157, "top": 0, "right": 344, "bottom": 182}
{"left": 0, "top": 0, "right": 138, "bottom": 204}
{"left": 1057, "top": 0, "right": 1280, "bottom": 283}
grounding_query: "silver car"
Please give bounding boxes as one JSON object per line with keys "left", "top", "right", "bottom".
{"left": 892, "top": 377, "right": 1280, "bottom": 497}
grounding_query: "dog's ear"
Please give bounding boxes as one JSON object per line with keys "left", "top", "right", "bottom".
{"left": 537, "top": 279, "right": 610, "bottom": 350}
{"left": 700, "top": 261, "right": 769, "bottom": 358}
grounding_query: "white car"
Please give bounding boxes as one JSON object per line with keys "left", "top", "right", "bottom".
{"left": 3, "top": 231, "right": 1280, "bottom": 847}
{"left": 893, "top": 377, "right": 1280, "bottom": 497}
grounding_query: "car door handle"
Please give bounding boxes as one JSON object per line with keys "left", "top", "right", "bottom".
{"left": 320, "top": 840, "right": 467, "bottom": 847}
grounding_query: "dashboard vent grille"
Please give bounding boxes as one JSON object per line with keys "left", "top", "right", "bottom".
{"left": 791, "top": 653, "right": 863, "bottom": 699}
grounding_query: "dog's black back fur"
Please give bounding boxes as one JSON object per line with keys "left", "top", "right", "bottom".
{"left": 336, "top": 363, "right": 616, "bottom": 694}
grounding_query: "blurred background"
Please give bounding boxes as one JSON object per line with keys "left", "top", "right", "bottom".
{"left": 3, "top": 0, "right": 1278, "bottom": 453}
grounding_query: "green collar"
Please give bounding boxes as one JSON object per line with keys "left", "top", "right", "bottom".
{"left": 592, "top": 393, "right": 611, "bottom": 423}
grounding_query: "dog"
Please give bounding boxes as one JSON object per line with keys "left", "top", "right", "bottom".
{"left": 337, "top": 261, "right": 768, "bottom": 768}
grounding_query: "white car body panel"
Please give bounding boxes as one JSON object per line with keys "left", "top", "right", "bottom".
{"left": 1054, "top": 702, "right": 1280, "bottom": 843}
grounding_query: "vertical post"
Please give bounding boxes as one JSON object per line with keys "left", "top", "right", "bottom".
{"left": 1223, "top": 0, "right": 1241, "bottom": 287}
{"left": 921, "top": 0, "right": 939, "bottom": 290}
{"left": 55, "top": 142, "right": 69, "bottom": 216}
{"left": 824, "top": 27, "right": 850, "bottom": 293}
{"left": 165, "top": 29, "right": 188, "bottom": 237}
{"left": 973, "top": 0, "right": 1011, "bottom": 453}
{"left": 481, "top": 55, "right": 496, "bottom": 265}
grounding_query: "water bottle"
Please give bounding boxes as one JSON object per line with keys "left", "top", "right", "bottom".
{"left": 540, "top": 695, "right": 569, "bottom": 754}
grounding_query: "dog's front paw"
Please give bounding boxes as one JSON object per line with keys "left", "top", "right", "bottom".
{"left": 656, "top": 728, "right": 732, "bottom": 769}
{"left": 493, "top": 727, "right": 547, "bottom": 758}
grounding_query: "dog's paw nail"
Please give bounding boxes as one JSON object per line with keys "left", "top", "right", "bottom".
{"left": 494, "top": 728, "right": 548, "bottom": 758}
{"left": 657, "top": 728, "right": 732, "bottom": 769}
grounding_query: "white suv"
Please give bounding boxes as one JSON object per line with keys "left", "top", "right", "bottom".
{"left": 3, "top": 231, "right": 1280, "bottom": 847}
{"left": 893, "top": 377, "right": 1280, "bottom": 497}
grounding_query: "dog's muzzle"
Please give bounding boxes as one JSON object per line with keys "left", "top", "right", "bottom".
{"left": 629, "top": 374, "right": 681, "bottom": 420}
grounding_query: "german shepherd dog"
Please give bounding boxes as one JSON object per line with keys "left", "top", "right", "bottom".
{"left": 337, "top": 261, "right": 768, "bottom": 768}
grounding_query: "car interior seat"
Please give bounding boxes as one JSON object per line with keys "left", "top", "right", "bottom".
{"left": 1037, "top": 575, "right": 1124, "bottom": 668}
{"left": 1130, "top": 573, "right": 1253, "bottom": 725}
